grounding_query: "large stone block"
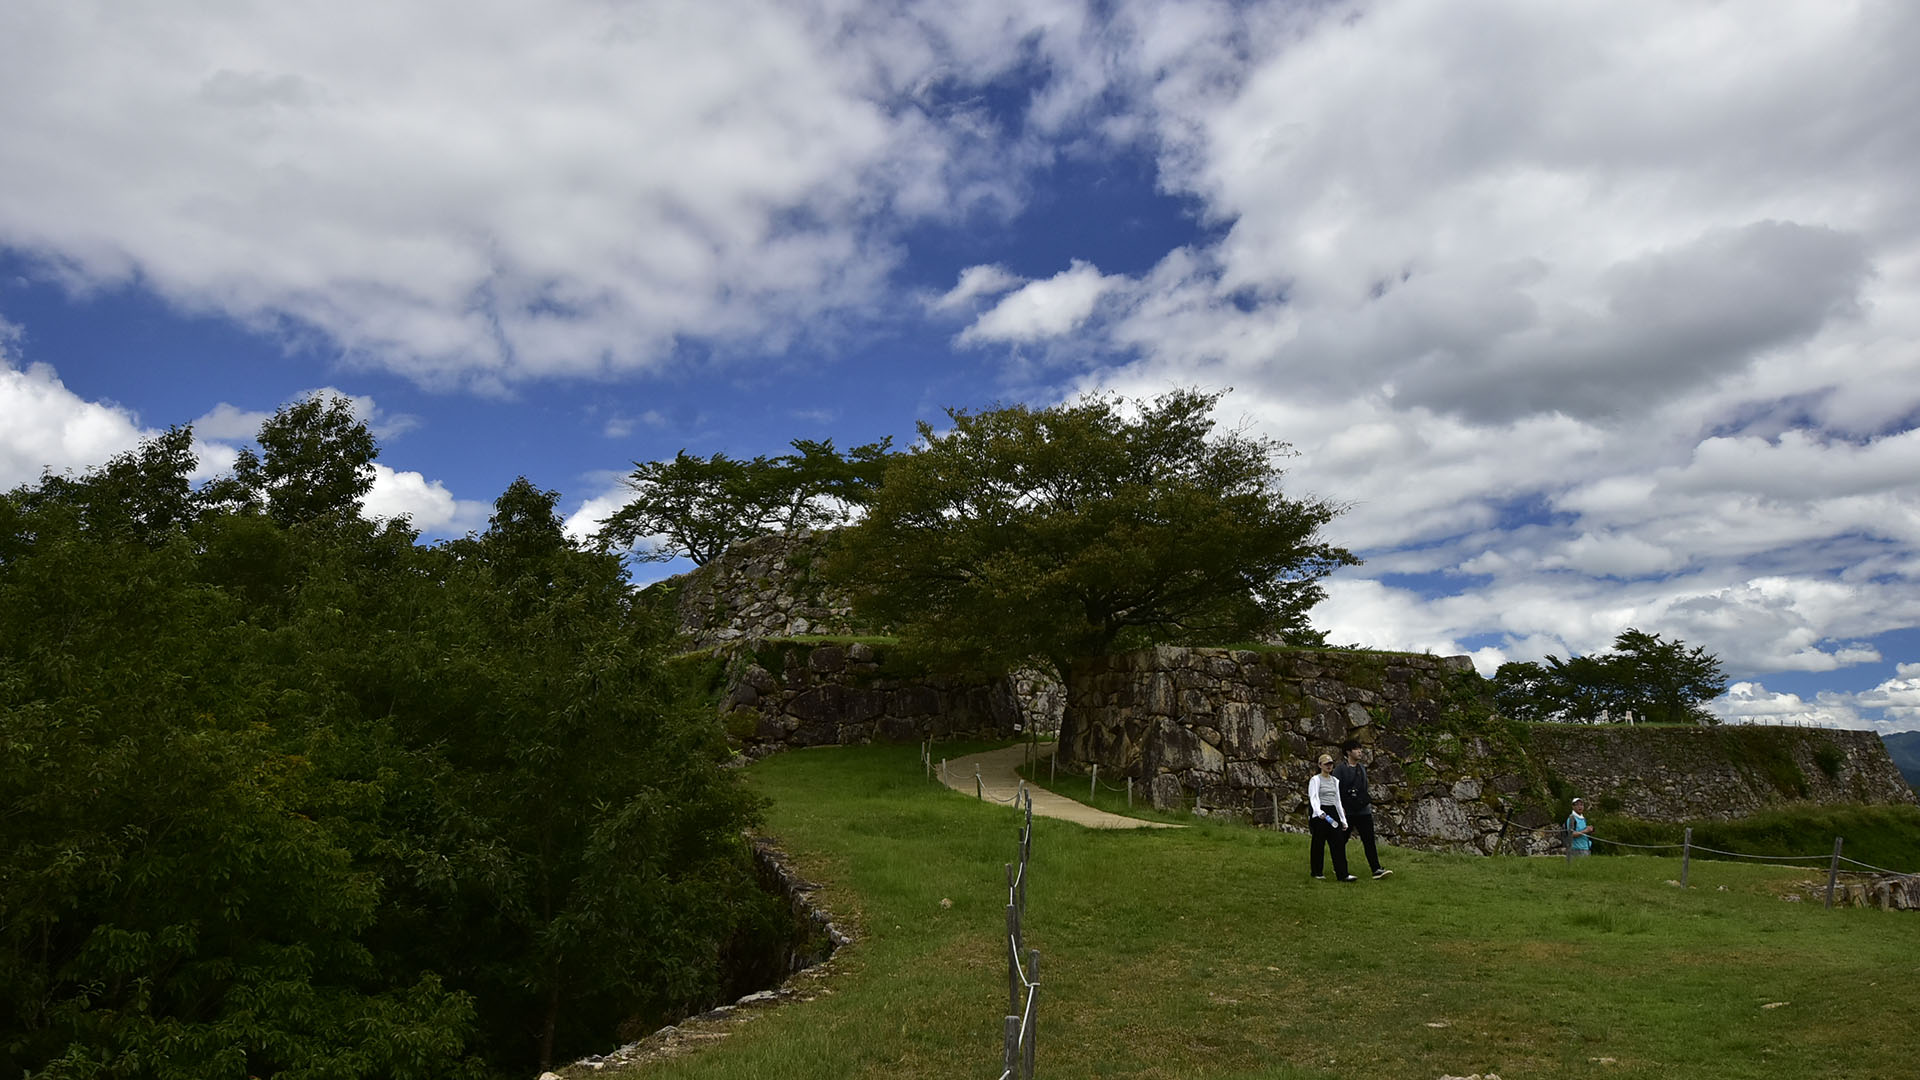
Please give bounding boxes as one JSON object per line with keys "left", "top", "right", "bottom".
{"left": 1150, "top": 773, "right": 1185, "bottom": 811}
{"left": 1216, "top": 701, "right": 1271, "bottom": 758}
{"left": 1402, "top": 796, "right": 1478, "bottom": 845}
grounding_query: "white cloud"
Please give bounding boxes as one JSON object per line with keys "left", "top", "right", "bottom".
{"left": 3, "top": 328, "right": 482, "bottom": 534}
{"left": 0, "top": 352, "right": 148, "bottom": 489}
{"left": 1854, "top": 672, "right": 1920, "bottom": 727}
{"left": 1709, "top": 675, "right": 1920, "bottom": 736}
{"left": 1036, "top": 0, "right": 1920, "bottom": 692}
{"left": 0, "top": 0, "right": 1097, "bottom": 385}
{"left": 930, "top": 264, "right": 1026, "bottom": 312}
{"left": 190, "top": 402, "right": 272, "bottom": 442}
{"left": 1708, "top": 682, "right": 1868, "bottom": 731}
{"left": 363, "top": 463, "right": 490, "bottom": 534}
{"left": 562, "top": 490, "right": 629, "bottom": 546}
{"left": 959, "top": 260, "right": 1125, "bottom": 344}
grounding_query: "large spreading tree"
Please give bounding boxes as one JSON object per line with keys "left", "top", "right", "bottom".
{"left": 827, "top": 388, "right": 1357, "bottom": 681}
{"left": 1493, "top": 628, "right": 1728, "bottom": 724}
{"left": 599, "top": 437, "right": 892, "bottom": 564}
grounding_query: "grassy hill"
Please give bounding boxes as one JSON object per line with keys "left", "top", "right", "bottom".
{"left": 574, "top": 742, "right": 1920, "bottom": 1080}
{"left": 1882, "top": 730, "right": 1920, "bottom": 794}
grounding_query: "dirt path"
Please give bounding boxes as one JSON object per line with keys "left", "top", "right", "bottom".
{"left": 935, "top": 744, "right": 1183, "bottom": 830}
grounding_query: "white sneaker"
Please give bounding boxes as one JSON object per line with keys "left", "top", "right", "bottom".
{"left": 1373, "top": 868, "right": 1392, "bottom": 879}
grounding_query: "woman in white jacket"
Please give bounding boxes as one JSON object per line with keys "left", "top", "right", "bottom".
{"left": 1307, "top": 753, "right": 1356, "bottom": 881}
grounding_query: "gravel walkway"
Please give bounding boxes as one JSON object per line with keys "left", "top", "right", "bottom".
{"left": 935, "top": 744, "right": 1184, "bottom": 830}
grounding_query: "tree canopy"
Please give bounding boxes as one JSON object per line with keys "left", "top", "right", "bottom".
{"left": 1, "top": 408, "right": 776, "bottom": 1078}
{"left": 599, "top": 437, "right": 892, "bottom": 564}
{"left": 826, "top": 388, "right": 1357, "bottom": 680}
{"left": 1493, "top": 628, "right": 1728, "bottom": 724}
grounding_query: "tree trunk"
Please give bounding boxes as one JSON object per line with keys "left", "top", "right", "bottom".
{"left": 538, "top": 979, "right": 562, "bottom": 1071}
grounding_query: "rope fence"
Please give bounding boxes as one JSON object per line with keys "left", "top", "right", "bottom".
{"left": 918, "top": 742, "right": 1043, "bottom": 1077}
{"left": 999, "top": 788, "right": 1040, "bottom": 1080}
{"left": 1556, "top": 820, "right": 1916, "bottom": 909}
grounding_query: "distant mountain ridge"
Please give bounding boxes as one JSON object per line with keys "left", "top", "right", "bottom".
{"left": 1884, "top": 731, "right": 1920, "bottom": 794}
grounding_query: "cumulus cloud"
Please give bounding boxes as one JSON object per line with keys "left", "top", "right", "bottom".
{"left": 1708, "top": 682, "right": 1868, "bottom": 730}
{"left": 959, "top": 260, "right": 1125, "bottom": 344}
{"left": 0, "top": 350, "right": 148, "bottom": 489}
{"left": 190, "top": 402, "right": 272, "bottom": 442}
{"left": 1854, "top": 670, "right": 1920, "bottom": 728}
{"left": 930, "top": 264, "right": 1026, "bottom": 312}
{"left": 562, "top": 490, "right": 627, "bottom": 546}
{"left": 8, "top": 0, "right": 1920, "bottom": 726}
{"left": 0, "top": 0, "right": 1102, "bottom": 386}
{"left": 3, "top": 326, "right": 481, "bottom": 534}
{"left": 1046, "top": 0, "right": 1920, "bottom": 713}
{"left": 363, "top": 464, "right": 489, "bottom": 534}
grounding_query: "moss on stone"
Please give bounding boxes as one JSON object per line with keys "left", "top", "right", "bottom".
{"left": 1813, "top": 743, "right": 1845, "bottom": 781}
{"left": 1716, "top": 726, "right": 1809, "bottom": 798}
{"left": 723, "top": 709, "right": 762, "bottom": 740}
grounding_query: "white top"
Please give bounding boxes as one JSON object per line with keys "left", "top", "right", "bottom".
{"left": 1307, "top": 773, "right": 1349, "bottom": 828}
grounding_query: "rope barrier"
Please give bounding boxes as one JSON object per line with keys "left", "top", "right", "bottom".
{"left": 1588, "top": 835, "right": 1687, "bottom": 851}
{"left": 1686, "top": 844, "right": 1834, "bottom": 862}
{"left": 997, "top": 788, "right": 1040, "bottom": 1080}
{"left": 1837, "top": 854, "right": 1916, "bottom": 876}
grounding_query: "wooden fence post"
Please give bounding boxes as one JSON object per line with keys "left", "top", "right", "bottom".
{"left": 1006, "top": 901, "right": 1020, "bottom": 1017}
{"left": 1025, "top": 949, "right": 1040, "bottom": 1079}
{"left": 1681, "top": 827, "right": 1692, "bottom": 888}
{"left": 1825, "top": 836, "right": 1844, "bottom": 909}
{"left": 1090, "top": 764, "right": 1098, "bottom": 802}
{"left": 1004, "top": 1015, "right": 1020, "bottom": 1079}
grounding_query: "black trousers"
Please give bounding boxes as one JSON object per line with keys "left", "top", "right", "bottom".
{"left": 1348, "top": 811, "right": 1381, "bottom": 873}
{"left": 1309, "top": 814, "right": 1350, "bottom": 879}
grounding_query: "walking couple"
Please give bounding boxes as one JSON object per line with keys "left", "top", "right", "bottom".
{"left": 1306, "top": 742, "right": 1392, "bottom": 882}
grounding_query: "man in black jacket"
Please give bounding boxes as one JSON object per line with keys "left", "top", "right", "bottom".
{"left": 1335, "top": 741, "right": 1391, "bottom": 879}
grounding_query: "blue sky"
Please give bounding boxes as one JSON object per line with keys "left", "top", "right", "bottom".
{"left": 5, "top": 0, "right": 1920, "bottom": 732}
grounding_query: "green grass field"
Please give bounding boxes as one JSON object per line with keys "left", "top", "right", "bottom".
{"left": 587, "top": 742, "right": 1920, "bottom": 1080}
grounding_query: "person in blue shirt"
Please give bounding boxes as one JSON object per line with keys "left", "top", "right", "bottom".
{"left": 1566, "top": 798, "right": 1593, "bottom": 857}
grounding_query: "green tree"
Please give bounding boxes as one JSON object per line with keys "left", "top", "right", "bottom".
{"left": 15, "top": 425, "right": 200, "bottom": 545}
{"left": 1608, "top": 628, "right": 1727, "bottom": 725}
{"left": 410, "top": 479, "right": 775, "bottom": 1071}
{"left": 599, "top": 437, "right": 892, "bottom": 563}
{"left": 3, "top": 431, "right": 774, "bottom": 1077}
{"left": 1493, "top": 628, "right": 1726, "bottom": 724}
{"left": 827, "top": 388, "right": 1356, "bottom": 682}
{"left": 229, "top": 393, "right": 378, "bottom": 525}
{"left": 0, "top": 448, "right": 480, "bottom": 1080}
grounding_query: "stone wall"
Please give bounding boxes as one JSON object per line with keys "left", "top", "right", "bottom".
{"left": 709, "top": 640, "right": 1062, "bottom": 759}
{"left": 1804, "top": 874, "right": 1920, "bottom": 911}
{"left": 656, "top": 531, "right": 1064, "bottom": 749}
{"left": 1525, "top": 724, "right": 1914, "bottom": 820}
{"left": 663, "top": 532, "right": 859, "bottom": 648}
{"left": 1059, "top": 645, "right": 1916, "bottom": 855}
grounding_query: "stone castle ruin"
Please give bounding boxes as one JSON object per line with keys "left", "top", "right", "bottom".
{"left": 1059, "top": 645, "right": 1913, "bottom": 854}
{"left": 653, "top": 533, "right": 1917, "bottom": 854}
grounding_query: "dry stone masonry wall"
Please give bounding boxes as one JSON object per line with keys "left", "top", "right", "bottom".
{"left": 669, "top": 532, "right": 858, "bottom": 647}
{"left": 655, "top": 536, "right": 1913, "bottom": 852}
{"left": 1059, "top": 645, "right": 1916, "bottom": 855}
{"left": 654, "top": 531, "right": 1063, "bottom": 754}
{"left": 1526, "top": 724, "right": 1913, "bottom": 819}
{"left": 712, "top": 640, "right": 1061, "bottom": 760}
